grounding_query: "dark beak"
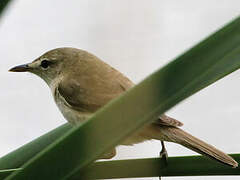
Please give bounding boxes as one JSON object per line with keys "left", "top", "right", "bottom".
{"left": 9, "top": 64, "right": 30, "bottom": 72}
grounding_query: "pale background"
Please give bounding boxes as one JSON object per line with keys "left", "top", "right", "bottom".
{"left": 1, "top": 0, "right": 240, "bottom": 179}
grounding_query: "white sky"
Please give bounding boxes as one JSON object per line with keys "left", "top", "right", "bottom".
{"left": 1, "top": 0, "right": 240, "bottom": 179}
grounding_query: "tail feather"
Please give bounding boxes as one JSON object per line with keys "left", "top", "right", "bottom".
{"left": 158, "top": 126, "right": 238, "bottom": 168}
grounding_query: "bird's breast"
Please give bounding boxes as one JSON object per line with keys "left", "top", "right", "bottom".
{"left": 52, "top": 85, "right": 92, "bottom": 125}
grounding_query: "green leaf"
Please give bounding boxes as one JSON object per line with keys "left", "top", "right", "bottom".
{"left": 0, "top": 168, "right": 21, "bottom": 173}
{"left": 0, "top": 0, "right": 12, "bottom": 19}
{"left": 0, "top": 123, "right": 72, "bottom": 179}
{"left": 0, "top": 168, "right": 21, "bottom": 179}
{"left": 6, "top": 16, "right": 240, "bottom": 179}
{"left": 77, "top": 154, "right": 240, "bottom": 179}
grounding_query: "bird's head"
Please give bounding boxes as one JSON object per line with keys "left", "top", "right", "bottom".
{"left": 9, "top": 47, "right": 92, "bottom": 85}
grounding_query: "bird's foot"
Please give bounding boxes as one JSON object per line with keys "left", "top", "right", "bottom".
{"left": 160, "top": 141, "right": 168, "bottom": 164}
{"left": 159, "top": 141, "right": 168, "bottom": 180}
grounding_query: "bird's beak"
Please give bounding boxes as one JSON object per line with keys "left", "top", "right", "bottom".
{"left": 9, "top": 63, "right": 30, "bottom": 72}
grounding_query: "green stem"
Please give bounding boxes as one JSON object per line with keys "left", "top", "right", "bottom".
{"left": 76, "top": 154, "right": 240, "bottom": 179}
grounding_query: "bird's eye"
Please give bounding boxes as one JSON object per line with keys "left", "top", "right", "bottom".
{"left": 40, "top": 60, "right": 50, "bottom": 69}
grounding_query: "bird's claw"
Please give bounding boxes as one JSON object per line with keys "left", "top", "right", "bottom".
{"left": 160, "top": 148, "right": 168, "bottom": 163}
{"left": 160, "top": 141, "right": 168, "bottom": 164}
{"left": 159, "top": 141, "right": 168, "bottom": 180}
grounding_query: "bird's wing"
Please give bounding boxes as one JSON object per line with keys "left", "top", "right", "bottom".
{"left": 57, "top": 79, "right": 183, "bottom": 127}
{"left": 156, "top": 114, "right": 183, "bottom": 127}
{"left": 56, "top": 60, "right": 182, "bottom": 127}
{"left": 57, "top": 70, "right": 134, "bottom": 113}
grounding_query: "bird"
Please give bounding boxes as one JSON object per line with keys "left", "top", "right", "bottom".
{"left": 9, "top": 47, "right": 238, "bottom": 168}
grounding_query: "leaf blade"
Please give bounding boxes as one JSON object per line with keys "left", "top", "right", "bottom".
{"left": 78, "top": 154, "right": 240, "bottom": 179}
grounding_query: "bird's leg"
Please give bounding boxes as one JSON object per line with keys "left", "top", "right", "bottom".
{"left": 159, "top": 141, "right": 168, "bottom": 180}
{"left": 160, "top": 141, "right": 168, "bottom": 162}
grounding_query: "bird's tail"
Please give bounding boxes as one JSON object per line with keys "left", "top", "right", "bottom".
{"left": 154, "top": 126, "right": 238, "bottom": 168}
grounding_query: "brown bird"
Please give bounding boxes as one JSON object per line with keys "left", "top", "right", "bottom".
{"left": 9, "top": 47, "right": 238, "bottom": 168}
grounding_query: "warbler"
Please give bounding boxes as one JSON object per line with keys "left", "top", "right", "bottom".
{"left": 9, "top": 47, "right": 238, "bottom": 167}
